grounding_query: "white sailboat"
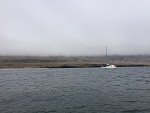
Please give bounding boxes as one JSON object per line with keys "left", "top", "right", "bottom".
{"left": 102, "top": 64, "right": 117, "bottom": 69}
{"left": 102, "top": 47, "right": 117, "bottom": 69}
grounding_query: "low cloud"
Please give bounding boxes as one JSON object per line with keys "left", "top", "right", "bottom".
{"left": 0, "top": 0, "right": 150, "bottom": 56}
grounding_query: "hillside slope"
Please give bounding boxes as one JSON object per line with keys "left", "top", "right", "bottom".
{"left": 0, "top": 55, "right": 150, "bottom": 69}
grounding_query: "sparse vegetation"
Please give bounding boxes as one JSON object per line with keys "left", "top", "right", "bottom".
{"left": 0, "top": 55, "right": 150, "bottom": 69}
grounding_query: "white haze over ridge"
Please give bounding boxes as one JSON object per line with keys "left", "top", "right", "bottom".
{"left": 0, "top": 0, "right": 150, "bottom": 56}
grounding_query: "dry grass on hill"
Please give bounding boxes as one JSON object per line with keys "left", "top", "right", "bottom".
{"left": 0, "top": 55, "right": 150, "bottom": 69}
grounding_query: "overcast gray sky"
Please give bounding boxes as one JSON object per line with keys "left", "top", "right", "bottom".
{"left": 0, "top": 0, "right": 150, "bottom": 56}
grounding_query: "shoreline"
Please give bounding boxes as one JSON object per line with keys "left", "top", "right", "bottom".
{"left": 0, "top": 56, "right": 150, "bottom": 69}
{"left": 0, "top": 65, "right": 150, "bottom": 69}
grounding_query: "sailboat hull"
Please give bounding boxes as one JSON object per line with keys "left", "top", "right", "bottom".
{"left": 102, "top": 67, "right": 117, "bottom": 69}
{"left": 101, "top": 64, "right": 117, "bottom": 69}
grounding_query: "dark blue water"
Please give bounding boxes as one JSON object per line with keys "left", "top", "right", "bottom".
{"left": 0, "top": 67, "right": 150, "bottom": 113}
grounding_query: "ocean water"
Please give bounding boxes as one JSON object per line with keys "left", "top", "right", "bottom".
{"left": 0, "top": 67, "right": 150, "bottom": 113}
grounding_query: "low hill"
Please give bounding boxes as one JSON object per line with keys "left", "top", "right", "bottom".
{"left": 0, "top": 55, "right": 150, "bottom": 69}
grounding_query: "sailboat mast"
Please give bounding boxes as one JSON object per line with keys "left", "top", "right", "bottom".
{"left": 106, "top": 46, "right": 107, "bottom": 57}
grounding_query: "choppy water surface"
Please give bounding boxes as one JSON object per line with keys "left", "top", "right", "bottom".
{"left": 0, "top": 67, "right": 150, "bottom": 113}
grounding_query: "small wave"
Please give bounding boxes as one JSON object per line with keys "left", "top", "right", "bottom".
{"left": 124, "top": 100, "right": 137, "bottom": 103}
{"left": 73, "top": 105, "right": 87, "bottom": 109}
{"left": 121, "top": 108, "right": 150, "bottom": 113}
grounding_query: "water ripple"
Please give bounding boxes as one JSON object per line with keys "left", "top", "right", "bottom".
{"left": 0, "top": 67, "right": 150, "bottom": 113}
